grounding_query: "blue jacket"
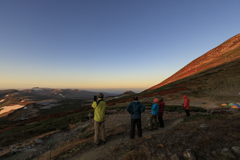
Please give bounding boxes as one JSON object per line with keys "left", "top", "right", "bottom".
{"left": 126, "top": 101, "right": 146, "bottom": 119}
{"left": 151, "top": 103, "right": 159, "bottom": 116}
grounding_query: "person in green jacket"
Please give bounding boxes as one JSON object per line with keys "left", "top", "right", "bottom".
{"left": 91, "top": 93, "right": 106, "bottom": 147}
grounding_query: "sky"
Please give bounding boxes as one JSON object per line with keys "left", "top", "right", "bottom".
{"left": 0, "top": 0, "right": 240, "bottom": 94}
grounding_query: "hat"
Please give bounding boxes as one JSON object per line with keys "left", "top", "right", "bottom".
{"left": 183, "top": 95, "right": 187, "bottom": 99}
{"left": 153, "top": 98, "right": 159, "bottom": 103}
{"left": 98, "top": 93, "right": 104, "bottom": 98}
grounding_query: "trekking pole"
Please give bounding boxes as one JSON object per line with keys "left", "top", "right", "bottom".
{"left": 49, "top": 138, "right": 53, "bottom": 160}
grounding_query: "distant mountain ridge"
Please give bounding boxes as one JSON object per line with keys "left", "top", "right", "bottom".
{"left": 20, "top": 88, "right": 117, "bottom": 99}
{"left": 147, "top": 33, "right": 240, "bottom": 90}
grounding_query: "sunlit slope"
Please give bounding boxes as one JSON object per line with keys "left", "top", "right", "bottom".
{"left": 147, "top": 34, "right": 240, "bottom": 90}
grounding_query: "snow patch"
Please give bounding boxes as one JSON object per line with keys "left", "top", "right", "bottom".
{"left": 0, "top": 105, "right": 24, "bottom": 115}
{"left": 59, "top": 94, "right": 65, "bottom": 97}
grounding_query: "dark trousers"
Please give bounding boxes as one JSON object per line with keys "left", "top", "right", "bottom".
{"left": 158, "top": 113, "right": 164, "bottom": 128}
{"left": 130, "top": 119, "right": 142, "bottom": 139}
{"left": 185, "top": 110, "right": 190, "bottom": 116}
{"left": 150, "top": 115, "right": 158, "bottom": 130}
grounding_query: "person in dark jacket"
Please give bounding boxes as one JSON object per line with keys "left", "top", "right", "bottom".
{"left": 183, "top": 95, "right": 190, "bottom": 116}
{"left": 157, "top": 97, "right": 165, "bottom": 128}
{"left": 126, "top": 96, "right": 146, "bottom": 139}
{"left": 150, "top": 98, "right": 159, "bottom": 130}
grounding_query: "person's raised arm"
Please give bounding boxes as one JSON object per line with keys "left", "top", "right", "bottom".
{"left": 92, "top": 101, "right": 97, "bottom": 109}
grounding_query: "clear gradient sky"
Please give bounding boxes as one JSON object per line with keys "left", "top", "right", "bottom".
{"left": 0, "top": 0, "right": 240, "bottom": 93}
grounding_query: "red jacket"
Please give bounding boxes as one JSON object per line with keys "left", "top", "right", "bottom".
{"left": 183, "top": 95, "right": 190, "bottom": 110}
{"left": 158, "top": 101, "right": 165, "bottom": 113}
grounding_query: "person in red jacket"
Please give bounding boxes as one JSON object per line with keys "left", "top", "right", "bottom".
{"left": 157, "top": 97, "right": 165, "bottom": 128}
{"left": 183, "top": 95, "right": 190, "bottom": 116}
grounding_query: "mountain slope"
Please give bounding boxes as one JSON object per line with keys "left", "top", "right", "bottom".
{"left": 107, "top": 34, "right": 240, "bottom": 106}
{"left": 147, "top": 33, "right": 240, "bottom": 90}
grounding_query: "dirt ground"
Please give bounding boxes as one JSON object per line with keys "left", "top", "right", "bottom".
{"left": 1, "top": 99, "right": 220, "bottom": 160}
{"left": 69, "top": 118, "right": 184, "bottom": 160}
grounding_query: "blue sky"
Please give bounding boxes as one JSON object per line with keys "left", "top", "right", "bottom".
{"left": 0, "top": 0, "right": 240, "bottom": 93}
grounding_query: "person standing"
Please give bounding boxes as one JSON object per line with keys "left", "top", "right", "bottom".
{"left": 150, "top": 98, "right": 160, "bottom": 130}
{"left": 157, "top": 97, "right": 165, "bottom": 128}
{"left": 183, "top": 95, "right": 190, "bottom": 116}
{"left": 91, "top": 93, "right": 106, "bottom": 146}
{"left": 126, "top": 96, "right": 146, "bottom": 139}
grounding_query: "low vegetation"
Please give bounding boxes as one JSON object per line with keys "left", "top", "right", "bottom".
{"left": 0, "top": 110, "right": 94, "bottom": 147}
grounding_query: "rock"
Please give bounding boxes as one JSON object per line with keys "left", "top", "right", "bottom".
{"left": 210, "top": 109, "right": 214, "bottom": 114}
{"left": 35, "top": 139, "right": 43, "bottom": 144}
{"left": 11, "top": 149, "right": 19, "bottom": 154}
{"left": 231, "top": 146, "right": 240, "bottom": 156}
{"left": 157, "top": 153, "right": 167, "bottom": 160}
{"left": 183, "top": 149, "right": 196, "bottom": 160}
{"left": 221, "top": 148, "right": 236, "bottom": 159}
{"left": 199, "top": 124, "right": 209, "bottom": 128}
{"left": 171, "top": 154, "right": 180, "bottom": 160}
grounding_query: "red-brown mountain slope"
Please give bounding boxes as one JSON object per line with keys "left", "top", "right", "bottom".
{"left": 147, "top": 33, "right": 240, "bottom": 90}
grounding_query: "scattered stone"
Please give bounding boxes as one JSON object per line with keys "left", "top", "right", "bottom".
{"left": 183, "top": 149, "right": 196, "bottom": 160}
{"left": 88, "top": 113, "right": 93, "bottom": 120}
{"left": 199, "top": 124, "right": 209, "bottom": 128}
{"left": 231, "top": 146, "right": 240, "bottom": 156}
{"left": 221, "top": 148, "right": 236, "bottom": 159}
{"left": 171, "top": 154, "right": 180, "bottom": 160}
{"left": 11, "top": 149, "right": 19, "bottom": 154}
{"left": 157, "top": 144, "right": 164, "bottom": 148}
{"left": 35, "top": 139, "right": 43, "bottom": 144}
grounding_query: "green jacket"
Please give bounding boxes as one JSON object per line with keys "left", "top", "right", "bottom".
{"left": 91, "top": 98, "right": 106, "bottom": 122}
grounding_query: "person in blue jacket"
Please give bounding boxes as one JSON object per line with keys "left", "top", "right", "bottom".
{"left": 150, "top": 98, "right": 160, "bottom": 130}
{"left": 126, "top": 96, "right": 146, "bottom": 139}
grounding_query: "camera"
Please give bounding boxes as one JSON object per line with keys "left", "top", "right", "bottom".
{"left": 94, "top": 95, "right": 97, "bottom": 101}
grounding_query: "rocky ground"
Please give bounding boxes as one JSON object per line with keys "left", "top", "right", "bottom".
{"left": 1, "top": 97, "right": 240, "bottom": 160}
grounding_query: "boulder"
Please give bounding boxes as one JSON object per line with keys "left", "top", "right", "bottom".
{"left": 35, "top": 139, "right": 43, "bottom": 144}
{"left": 183, "top": 149, "right": 196, "bottom": 160}
{"left": 231, "top": 146, "right": 240, "bottom": 157}
{"left": 171, "top": 154, "right": 180, "bottom": 160}
{"left": 199, "top": 124, "right": 209, "bottom": 128}
{"left": 221, "top": 148, "right": 236, "bottom": 159}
